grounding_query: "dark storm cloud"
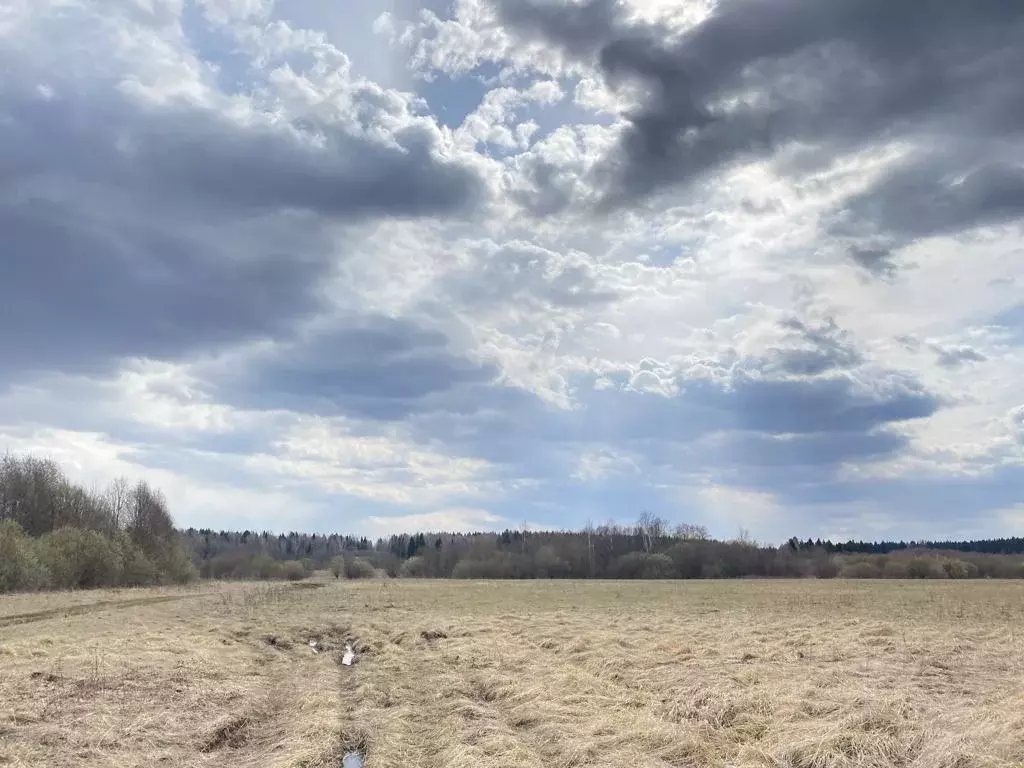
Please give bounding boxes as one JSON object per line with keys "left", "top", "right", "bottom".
{"left": 0, "top": 76, "right": 483, "bottom": 379}
{"left": 423, "top": 360, "right": 937, "bottom": 476}
{"left": 0, "top": 194, "right": 329, "bottom": 378}
{"left": 218, "top": 317, "right": 501, "bottom": 421}
{"left": 717, "top": 430, "right": 908, "bottom": 468}
{"left": 3, "top": 86, "right": 483, "bottom": 219}
{"left": 497, "top": 0, "right": 620, "bottom": 56}
{"left": 769, "top": 463, "right": 1024, "bottom": 521}
{"left": 493, "top": 0, "right": 1024, "bottom": 221}
{"left": 832, "top": 159, "right": 1024, "bottom": 243}
{"left": 573, "top": 369, "right": 934, "bottom": 450}
{"left": 721, "top": 373, "right": 937, "bottom": 436}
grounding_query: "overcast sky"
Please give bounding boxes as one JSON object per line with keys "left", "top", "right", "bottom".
{"left": 2, "top": 0, "right": 1023, "bottom": 542}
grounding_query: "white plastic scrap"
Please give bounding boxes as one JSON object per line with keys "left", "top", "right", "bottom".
{"left": 342, "top": 752, "right": 364, "bottom": 768}
{"left": 342, "top": 644, "right": 355, "bottom": 666}
{"left": 309, "top": 640, "right": 319, "bottom": 654}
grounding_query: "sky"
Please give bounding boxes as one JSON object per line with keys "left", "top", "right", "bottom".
{"left": 1, "top": 0, "right": 1023, "bottom": 543}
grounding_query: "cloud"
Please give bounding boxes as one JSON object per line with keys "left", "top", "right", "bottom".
{"left": 0, "top": 0, "right": 483, "bottom": 379}
{"left": 2, "top": 0, "right": 1023, "bottom": 543}
{"left": 455, "top": 81, "right": 565, "bottom": 150}
{"left": 1010, "top": 407, "right": 1024, "bottom": 444}
{"left": 3, "top": 33, "right": 481, "bottom": 220}
{"left": 707, "top": 429, "right": 909, "bottom": 469}
{"left": 767, "top": 317, "right": 863, "bottom": 376}
{"left": 420, "top": 354, "right": 939, "bottom": 485}
{"left": 849, "top": 247, "right": 899, "bottom": 279}
{"left": 931, "top": 344, "right": 988, "bottom": 369}
{"left": 217, "top": 317, "right": 501, "bottom": 420}
{"left": 832, "top": 158, "right": 1024, "bottom": 246}
{"left": 490, "top": 0, "right": 1024, "bottom": 216}
{"left": 442, "top": 240, "right": 619, "bottom": 310}
{"left": 496, "top": 0, "right": 620, "bottom": 57}
{"left": 242, "top": 416, "right": 497, "bottom": 506}
{"left": 0, "top": 193, "right": 330, "bottom": 378}
{"left": 364, "top": 508, "right": 506, "bottom": 535}
{"left": 0, "top": 425, "right": 328, "bottom": 531}
{"left": 991, "top": 303, "right": 1024, "bottom": 345}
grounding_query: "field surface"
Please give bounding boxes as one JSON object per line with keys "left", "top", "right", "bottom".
{"left": 2, "top": 579, "right": 1024, "bottom": 768}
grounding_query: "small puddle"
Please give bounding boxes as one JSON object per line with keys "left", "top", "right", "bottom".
{"left": 342, "top": 752, "right": 364, "bottom": 768}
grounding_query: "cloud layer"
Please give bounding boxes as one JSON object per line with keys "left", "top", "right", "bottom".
{"left": 1, "top": 0, "right": 1023, "bottom": 542}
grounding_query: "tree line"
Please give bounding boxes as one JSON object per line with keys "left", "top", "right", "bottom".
{"left": 182, "top": 512, "right": 1024, "bottom": 581}
{"left": 5, "top": 453, "right": 1024, "bottom": 592}
{"left": 787, "top": 537, "right": 1024, "bottom": 555}
{"left": 0, "top": 454, "right": 196, "bottom": 591}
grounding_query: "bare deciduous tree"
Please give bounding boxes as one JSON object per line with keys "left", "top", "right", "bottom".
{"left": 105, "top": 477, "right": 131, "bottom": 531}
{"left": 673, "top": 523, "right": 710, "bottom": 541}
{"left": 636, "top": 512, "right": 667, "bottom": 553}
{"left": 126, "top": 481, "right": 175, "bottom": 558}
{"left": 584, "top": 519, "right": 596, "bottom": 577}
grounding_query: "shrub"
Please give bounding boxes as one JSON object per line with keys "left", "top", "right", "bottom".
{"left": 157, "top": 543, "right": 199, "bottom": 584}
{"left": 906, "top": 557, "right": 945, "bottom": 579}
{"left": 534, "top": 545, "right": 571, "bottom": 578}
{"left": 330, "top": 556, "right": 345, "bottom": 579}
{"left": 839, "top": 560, "right": 882, "bottom": 579}
{"left": 369, "top": 551, "right": 402, "bottom": 578}
{"left": 249, "top": 554, "right": 280, "bottom": 580}
{"left": 278, "top": 560, "right": 307, "bottom": 581}
{"left": 115, "top": 534, "right": 161, "bottom": 587}
{"left": 803, "top": 549, "right": 840, "bottom": 578}
{"left": 451, "top": 559, "right": 497, "bottom": 579}
{"left": 666, "top": 542, "right": 706, "bottom": 579}
{"left": 450, "top": 554, "right": 532, "bottom": 579}
{"left": 344, "top": 557, "right": 377, "bottom": 580}
{"left": 0, "top": 520, "right": 50, "bottom": 592}
{"left": 400, "top": 556, "right": 427, "bottom": 578}
{"left": 612, "top": 552, "right": 674, "bottom": 579}
{"left": 942, "top": 559, "right": 977, "bottom": 579}
{"left": 882, "top": 559, "right": 910, "bottom": 579}
{"left": 811, "top": 555, "right": 840, "bottom": 579}
{"left": 700, "top": 560, "right": 725, "bottom": 579}
{"left": 37, "top": 527, "right": 122, "bottom": 588}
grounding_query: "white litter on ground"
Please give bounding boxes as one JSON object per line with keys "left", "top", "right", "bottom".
{"left": 342, "top": 644, "right": 355, "bottom": 666}
{"left": 309, "top": 640, "right": 318, "bottom": 653}
{"left": 342, "top": 752, "right": 364, "bottom": 768}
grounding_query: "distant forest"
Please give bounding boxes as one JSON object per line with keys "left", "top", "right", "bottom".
{"left": 4, "top": 451, "right": 1024, "bottom": 592}
{"left": 787, "top": 537, "right": 1024, "bottom": 555}
{"left": 180, "top": 514, "right": 1024, "bottom": 581}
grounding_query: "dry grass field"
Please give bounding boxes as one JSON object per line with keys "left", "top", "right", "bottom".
{"left": 2, "top": 579, "right": 1024, "bottom": 768}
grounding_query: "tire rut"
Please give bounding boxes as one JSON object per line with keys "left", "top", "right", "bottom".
{"left": 0, "top": 593, "right": 207, "bottom": 628}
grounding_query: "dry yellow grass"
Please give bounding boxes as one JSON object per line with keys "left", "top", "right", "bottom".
{"left": 3, "top": 579, "right": 1024, "bottom": 767}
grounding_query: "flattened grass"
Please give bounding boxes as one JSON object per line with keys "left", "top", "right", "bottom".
{"left": 2, "top": 579, "right": 1023, "bottom": 767}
